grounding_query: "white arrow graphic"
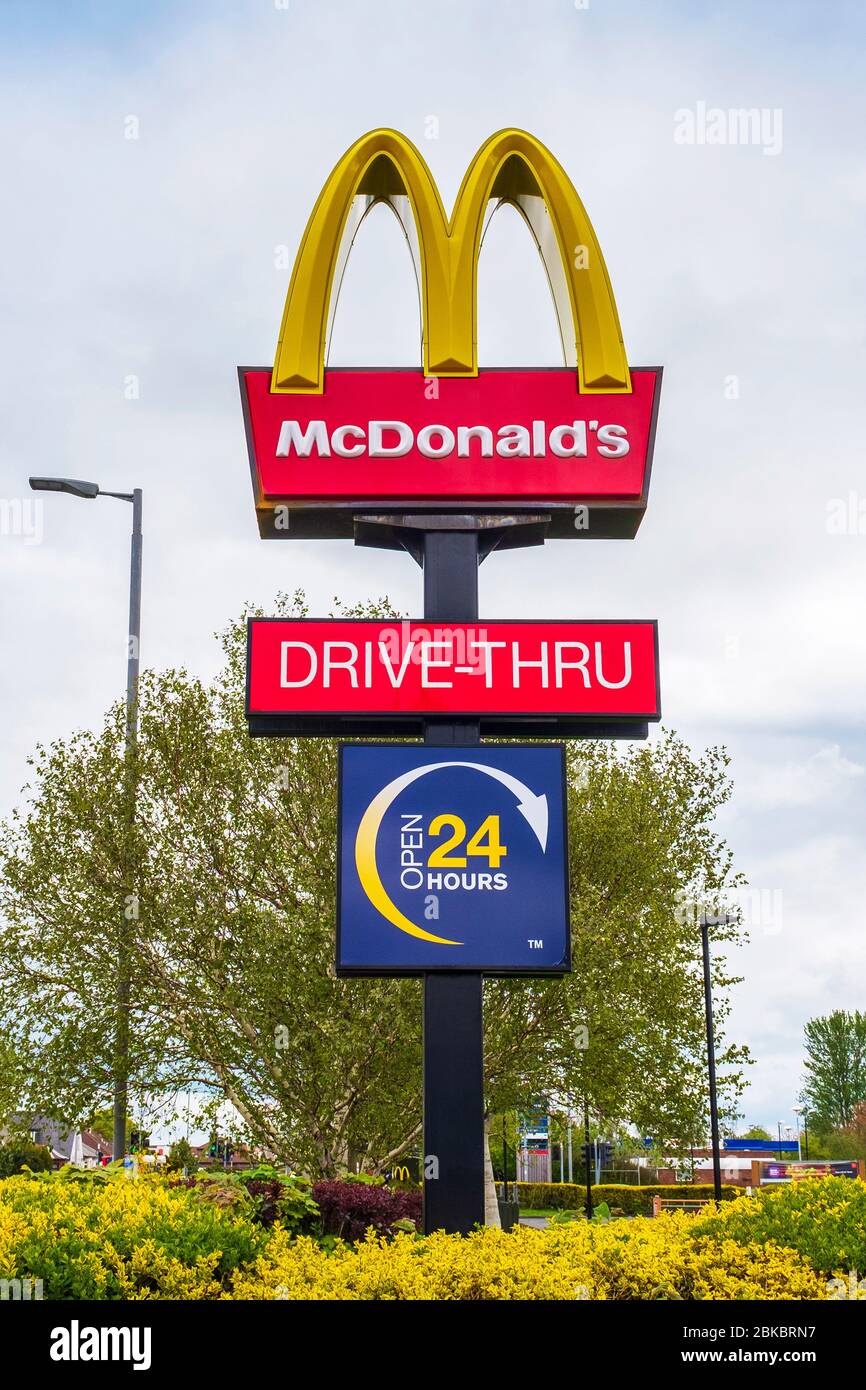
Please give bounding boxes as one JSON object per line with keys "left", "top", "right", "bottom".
{"left": 377, "top": 761, "right": 548, "bottom": 850}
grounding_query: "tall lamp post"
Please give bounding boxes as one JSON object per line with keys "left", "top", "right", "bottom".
{"left": 699, "top": 912, "right": 730, "bottom": 1202}
{"left": 792, "top": 1105, "right": 804, "bottom": 1161}
{"left": 29, "top": 477, "right": 142, "bottom": 1162}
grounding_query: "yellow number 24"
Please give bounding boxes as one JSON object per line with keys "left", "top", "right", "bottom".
{"left": 428, "top": 814, "right": 507, "bottom": 869}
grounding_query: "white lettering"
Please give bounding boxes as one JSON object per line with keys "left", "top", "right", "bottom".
{"left": 549, "top": 421, "right": 588, "bottom": 457}
{"left": 322, "top": 641, "right": 358, "bottom": 689}
{"left": 456, "top": 424, "right": 494, "bottom": 457}
{"left": 379, "top": 638, "right": 415, "bottom": 687}
{"left": 368, "top": 420, "right": 413, "bottom": 457}
{"left": 597, "top": 423, "right": 629, "bottom": 458}
{"left": 496, "top": 424, "right": 531, "bottom": 457}
{"left": 595, "top": 640, "right": 632, "bottom": 689}
{"left": 276, "top": 419, "right": 330, "bottom": 456}
{"left": 280, "top": 641, "right": 317, "bottom": 688}
{"left": 420, "top": 641, "right": 453, "bottom": 688}
{"left": 468, "top": 639, "right": 506, "bottom": 687}
{"left": 513, "top": 642, "right": 549, "bottom": 688}
{"left": 331, "top": 424, "right": 366, "bottom": 457}
{"left": 417, "top": 424, "right": 456, "bottom": 458}
{"left": 555, "top": 641, "right": 590, "bottom": 688}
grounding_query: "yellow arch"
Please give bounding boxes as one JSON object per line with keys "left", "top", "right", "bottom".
{"left": 354, "top": 781, "right": 461, "bottom": 946}
{"left": 271, "top": 128, "right": 631, "bottom": 395}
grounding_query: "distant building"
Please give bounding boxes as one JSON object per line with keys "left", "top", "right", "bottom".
{"left": 17, "top": 1116, "right": 111, "bottom": 1169}
{"left": 36, "top": 1119, "right": 111, "bottom": 1169}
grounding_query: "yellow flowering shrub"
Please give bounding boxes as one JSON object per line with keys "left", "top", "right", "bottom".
{"left": 3, "top": 1171, "right": 851, "bottom": 1300}
{"left": 228, "top": 1213, "right": 826, "bottom": 1301}
{"left": 693, "top": 1177, "right": 866, "bottom": 1277}
{"left": 0, "top": 1172, "right": 266, "bottom": 1299}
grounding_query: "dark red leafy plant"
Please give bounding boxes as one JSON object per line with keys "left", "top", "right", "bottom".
{"left": 312, "top": 1180, "right": 422, "bottom": 1242}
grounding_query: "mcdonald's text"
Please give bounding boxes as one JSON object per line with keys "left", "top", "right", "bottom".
{"left": 241, "top": 367, "right": 661, "bottom": 535}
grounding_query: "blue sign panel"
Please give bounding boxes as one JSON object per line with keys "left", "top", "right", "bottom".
{"left": 337, "top": 744, "right": 569, "bottom": 974}
{"left": 723, "top": 1140, "right": 799, "bottom": 1153}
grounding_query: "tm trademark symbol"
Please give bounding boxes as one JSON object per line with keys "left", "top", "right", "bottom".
{"left": 528, "top": 938, "right": 544, "bottom": 949}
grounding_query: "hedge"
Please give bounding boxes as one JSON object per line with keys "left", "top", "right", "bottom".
{"left": 693, "top": 1177, "right": 866, "bottom": 1277}
{"left": 499, "top": 1181, "right": 741, "bottom": 1215}
{"left": 0, "top": 1140, "right": 52, "bottom": 1178}
{"left": 2, "top": 1170, "right": 858, "bottom": 1299}
{"left": 0, "top": 1171, "right": 266, "bottom": 1298}
{"left": 230, "top": 1215, "right": 824, "bottom": 1300}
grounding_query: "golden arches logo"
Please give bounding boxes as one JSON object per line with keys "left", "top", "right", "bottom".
{"left": 272, "top": 128, "right": 631, "bottom": 396}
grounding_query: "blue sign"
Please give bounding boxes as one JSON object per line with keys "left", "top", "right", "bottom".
{"left": 520, "top": 1111, "right": 550, "bottom": 1141}
{"left": 723, "top": 1139, "right": 799, "bottom": 1153}
{"left": 337, "top": 744, "right": 569, "bottom": 974}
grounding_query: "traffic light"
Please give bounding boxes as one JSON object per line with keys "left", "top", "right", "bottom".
{"left": 580, "top": 1142, "right": 593, "bottom": 1168}
{"left": 598, "top": 1141, "right": 614, "bottom": 1169}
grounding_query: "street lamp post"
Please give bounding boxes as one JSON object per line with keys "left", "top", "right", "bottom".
{"left": 699, "top": 912, "right": 727, "bottom": 1202}
{"left": 803, "top": 1110, "right": 809, "bottom": 1160}
{"left": 29, "top": 477, "right": 142, "bottom": 1163}
{"left": 793, "top": 1105, "right": 804, "bottom": 1161}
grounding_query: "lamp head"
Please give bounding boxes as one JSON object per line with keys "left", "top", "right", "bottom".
{"left": 29, "top": 476, "right": 99, "bottom": 499}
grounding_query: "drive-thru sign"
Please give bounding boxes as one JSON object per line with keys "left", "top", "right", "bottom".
{"left": 247, "top": 617, "right": 660, "bottom": 736}
{"left": 240, "top": 126, "right": 663, "bottom": 1234}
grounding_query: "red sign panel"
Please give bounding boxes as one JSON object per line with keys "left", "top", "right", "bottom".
{"left": 240, "top": 367, "right": 662, "bottom": 540}
{"left": 247, "top": 618, "right": 660, "bottom": 732}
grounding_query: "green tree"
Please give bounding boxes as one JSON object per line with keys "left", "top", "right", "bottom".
{"left": 0, "top": 592, "right": 750, "bottom": 1176}
{"left": 0, "top": 1139, "right": 52, "bottom": 1177}
{"left": 801, "top": 1010, "right": 866, "bottom": 1131}
{"left": 741, "top": 1126, "right": 773, "bottom": 1141}
{"left": 166, "top": 1136, "right": 199, "bottom": 1173}
{"left": 825, "top": 1101, "right": 866, "bottom": 1162}
{"left": 87, "top": 1109, "right": 130, "bottom": 1148}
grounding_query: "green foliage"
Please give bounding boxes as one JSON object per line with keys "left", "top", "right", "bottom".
{"left": 238, "top": 1165, "right": 320, "bottom": 1234}
{"left": 166, "top": 1137, "right": 198, "bottom": 1173}
{"left": 694, "top": 1177, "right": 866, "bottom": 1276}
{"left": 484, "top": 735, "right": 750, "bottom": 1143}
{"left": 274, "top": 1177, "right": 320, "bottom": 1234}
{"left": 507, "top": 1181, "right": 741, "bottom": 1215}
{"left": 0, "top": 1172, "right": 266, "bottom": 1298}
{"left": 824, "top": 1102, "right": 866, "bottom": 1162}
{"left": 0, "top": 589, "right": 749, "bottom": 1176}
{"left": 5, "top": 1170, "right": 858, "bottom": 1301}
{"left": 183, "top": 1173, "right": 252, "bottom": 1214}
{"left": 0, "top": 1139, "right": 52, "bottom": 1177}
{"left": 802, "top": 1011, "right": 866, "bottom": 1131}
{"left": 87, "top": 1108, "right": 129, "bottom": 1148}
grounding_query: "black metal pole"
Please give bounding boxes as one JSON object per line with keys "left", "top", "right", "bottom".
{"left": 113, "top": 487, "right": 142, "bottom": 1162}
{"left": 502, "top": 1115, "right": 508, "bottom": 1203}
{"left": 700, "top": 918, "right": 722, "bottom": 1201}
{"left": 421, "top": 528, "right": 485, "bottom": 1235}
{"left": 583, "top": 1104, "right": 593, "bottom": 1219}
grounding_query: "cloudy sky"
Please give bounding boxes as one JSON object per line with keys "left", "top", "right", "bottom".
{"left": 1, "top": 0, "right": 864, "bottom": 1134}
